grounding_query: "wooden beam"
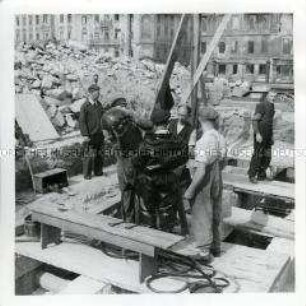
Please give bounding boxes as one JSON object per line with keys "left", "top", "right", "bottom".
{"left": 151, "top": 14, "right": 188, "bottom": 114}
{"left": 15, "top": 241, "right": 290, "bottom": 293}
{"left": 222, "top": 171, "right": 295, "bottom": 203}
{"left": 181, "top": 14, "right": 231, "bottom": 105}
{"left": 223, "top": 207, "right": 294, "bottom": 240}
{"left": 191, "top": 14, "right": 201, "bottom": 126}
{"left": 28, "top": 201, "right": 184, "bottom": 254}
{"left": 59, "top": 275, "right": 110, "bottom": 294}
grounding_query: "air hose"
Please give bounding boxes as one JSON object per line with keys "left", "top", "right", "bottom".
{"left": 145, "top": 250, "right": 230, "bottom": 293}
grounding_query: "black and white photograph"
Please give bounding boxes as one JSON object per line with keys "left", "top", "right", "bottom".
{"left": 11, "top": 12, "right": 297, "bottom": 295}
{"left": 0, "top": 0, "right": 305, "bottom": 302}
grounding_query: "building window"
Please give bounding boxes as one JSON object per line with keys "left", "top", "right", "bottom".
{"left": 68, "top": 29, "right": 72, "bottom": 39}
{"left": 231, "top": 41, "right": 238, "bottom": 53}
{"left": 29, "top": 15, "right": 33, "bottom": 25}
{"left": 115, "top": 50, "right": 119, "bottom": 57}
{"left": 36, "top": 33, "right": 40, "bottom": 40}
{"left": 36, "top": 15, "right": 39, "bottom": 25}
{"left": 218, "top": 64, "right": 226, "bottom": 75}
{"left": 233, "top": 64, "right": 238, "bottom": 74}
{"left": 94, "top": 15, "right": 99, "bottom": 23}
{"left": 115, "top": 14, "right": 120, "bottom": 21}
{"left": 105, "top": 31, "right": 109, "bottom": 40}
{"left": 141, "top": 15, "right": 151, "bottom": 39}
{"left": 282, "top": 38, "right": 292, "bottom": 55}
{"left": 201, "top": 17, "right": 207, "bottom": 32}
{"left": 16, "top": 16, "right": 20, "bottom": 26}
{"left": 82, "top": 30, "right": 88, "bottom": 40}
{"left": 170, "top": 28, "right": 174, "bottom": 38}
{"left": 232, "top": 15, "right": 240, "bottom": 30}
{"left": 248, "top": 41, "right": 254, "bottom": 54}
{"left": 60, "top": 14, "right": 64, "bottom": 23}
{"left": 282, "top": 65, "right": 291, "bottom": 76}
{"left": 115, "top": 29, "right": 120, "bottom": 39}
{"left": 246, "top": 64, "right": 254, "bottom": 74}
{"left": 261, "top": 38, "right": 268, "bottom": 53}
{"left": 29, "top": 33, "right": 33, "bottom": 41}
{"left": 218, "top": 42, "right": 226, "bottom": 54}
{"left": 23, "top": 30, "right": 27, "bottom": 41}
{"left": 59, "top": 31, "right": 63, "bottom": 40}
{"left": 157, "top": 25, "right": 161, "bottom": 37}
{"left": 43, "top": 14, "right": 48, "bottom": 23}
{"left": 16, "top": 30, "right": 20, "bottom": 41}
{"left": 68, "top": 14, "right": 72, "bottom": 23}
{"left": 277, "top": 65, "right": 292, "bottom": 77}
{"left": 82, "top": 15, "right": 87, "bottom": 24}
{"left": 94, "top": 32, "right": 99, "bottom": 39}
{"left": 22, "top": 16, "right": 26, "bottom": 26}
{"left": 246, "top": 14, "right": 256, "bottom": 30}
{"left": 44, "top": 33, "right": 49, "bottom": 39}
{"left": 201, "top": 42, "right": 206, "bottom": 53}
{"left": 259, "top": 64, "right": 267, "bottom": 75}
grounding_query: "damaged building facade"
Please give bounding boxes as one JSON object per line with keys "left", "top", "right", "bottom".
{"left": 15, "top": 14, "right": 293, "bottom": 85}
{"left": 122, "top": 14, "right": 293, "bottom": 85}
{"left": 15, "top": 14, "right": 122, "bottom": 58}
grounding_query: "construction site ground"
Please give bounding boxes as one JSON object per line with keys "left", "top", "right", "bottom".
{"left": 15, "top": 163, "right": 294, "bottom": 294}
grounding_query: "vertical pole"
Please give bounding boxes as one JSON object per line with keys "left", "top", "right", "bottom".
{"left": 191, "top": 14, "right": 201, "bottom": 127}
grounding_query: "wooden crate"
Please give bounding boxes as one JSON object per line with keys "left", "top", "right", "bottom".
{"left": 33, "top": 168, "right": 68, "bottom": 193}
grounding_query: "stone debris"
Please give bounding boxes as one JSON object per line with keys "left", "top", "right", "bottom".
{"left": 15, "top": 41, "right": 294, "bottom": 152}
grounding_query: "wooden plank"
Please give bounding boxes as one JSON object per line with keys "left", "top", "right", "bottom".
{"left": 32, "top": 211, "right": 156, "bottom": 256}
{"left": 139, "top": 253, "right": 157, "bottom": 283}
{"left": 153, "top": 14, "right": 188, "bottom": 110}
{"left": 28, "top": 201, "right": 184, "bottom": 251}
{"left": 181, "top": 14, "right": 231, "bottom": 104}
{"left": 15, "top": 242, "right": 149, "bottom": 293}
{"left": 88, "top": 194, "right": 121, "bottom": 215}
{"left": 15, "top": 240, "right": 291, "bottom": 293}
{"left": 267, "top": 237, "right": 294, "bottom": 257}
{"left": 213, "top": 242, "right": 290, "bottom": 293}
{"left": 59, "top": 275, "right": 110, "bottom": 294}
{"left": 15, "top": 94, "right": 59, "bottom": 142}
{"left": 34, "top": 168, "right": 67, "bottom": 178}
{"left": 223, "top": 207, "right": 294, "bottom": 240}
{"left": 222, "top": 172, "right": 294, "bottom": 202}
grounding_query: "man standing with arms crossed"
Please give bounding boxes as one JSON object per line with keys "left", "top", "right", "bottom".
{"left": 79, "top": 84, "right": 105, "bottom": 180}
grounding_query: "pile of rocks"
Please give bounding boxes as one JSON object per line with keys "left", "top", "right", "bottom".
{"left": 14, "top": 42, "right": 192, "bottom": 135}
{"left": 206, "top": 78, "right": 253, "bottom": 105}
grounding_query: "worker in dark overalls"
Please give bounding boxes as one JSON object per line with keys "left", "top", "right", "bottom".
{"left": 248, "top": 91, "right": 276, "bottom": 183}
{"left": 79, "top": 84, "right": 105, "bottom": 179}
{"left": 133, "top": 109, "right": 188, "bottom": 233}
{"left": 102, "top": 102, "right": 152, "bottom": 222}
{"left": 185, "top": 107, "right": 226, "bottom": 260}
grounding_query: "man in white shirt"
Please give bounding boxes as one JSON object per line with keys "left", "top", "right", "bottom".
{"left": 184, "top": 106, "right": 226, "bottom": 260}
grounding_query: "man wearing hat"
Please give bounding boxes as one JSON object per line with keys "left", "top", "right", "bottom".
{"left": 79, "top": 84, "right": 105, "bottom": 179}
{"left": 248, "top": 90, "right": 276, "bottom": 183}
{"left": 184, "top": 106, "right": 226, "bottom": 260}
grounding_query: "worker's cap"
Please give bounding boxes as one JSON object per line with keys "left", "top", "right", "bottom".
{"left": 150, "top": 108, "right": 170, "bottom": 125}
{"left": 88, "top": 84, "right": 100, "bottom": 92}
{"left": 198, "top": 106, "right": 219, "bottom": 121}
{"left": 110, "top": 96, "right": 127, "bottom": 108}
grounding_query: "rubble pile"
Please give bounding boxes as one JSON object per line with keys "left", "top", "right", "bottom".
{"left": 14, "top": 42, "right": 294, "bottom": 192}
{"left": 14, "top": 42, "right": 191, "bottom": 135}
{"left": 206, "top": 78, "right": 252, "bottom": 105}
